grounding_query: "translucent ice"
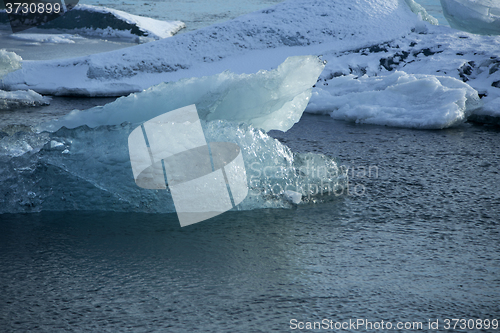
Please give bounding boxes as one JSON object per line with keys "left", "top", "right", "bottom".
{"left": 0, "top": 121, "right": 346, "bottom": 214}
{"left": 441, "top": 0, "right": 500, "bottom": 35}
{"left": 0, "top": 56, "right": 346, "bottom": 215}
{"left": 0, "top": 89, "right": 51, "bottom": 110}
{"left": 307, "top": 71, "right": 482, "bottom": 129}
{"left": 39, "top": 56, "right": 325, "bottom": 133}
{"left": 404, "top": 0, "right": 439, "bottom": 25}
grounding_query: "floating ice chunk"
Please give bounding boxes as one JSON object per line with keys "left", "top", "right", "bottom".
{"left": 404, "top": 0, "right": 439, "bottom": 25}
{"left": 0, "top": 49, "right": 22, "bottom": 78}
{"left": 39, "top": 56, "right": 325, "bottom": 133}
{"left": 284, "top": 190, "right": 302, "bottom": 204}
{"left": 26, "top": 5, "right": 185, "bottom": 40}
{"left": 0, "top": 89, "right": 51, "bottom": 110}
{"left": 469, "top": 97, "right": 500, "bottom": 125}
{"left": 307, "top": 71, "right": 482, "bottom": 129}
{"left": 480, "top": 98, "right": 500, "bottom": 117}
{"left": 9, "top": 34, "right": 85, "bottom": 44}
{"left": 0, "top": 50, "right": 51, "bottom": 109}
{"left": 0, "top": 120, "right": 346, "bottom": 214}
{"left": 440, "top": 0, "right": 500, "bottom": 35}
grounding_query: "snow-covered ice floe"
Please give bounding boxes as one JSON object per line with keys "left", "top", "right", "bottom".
{"left": 0, "top": 56, "right": 347, "bottom": 214}
{"left": 468, "top": 97, "right": 500, "bottom": 125}
{"left": 307, "top": 71, "right": 482, "bottom": 129}
{"left": 304, "top": 8, "right": 500, "bottom": 127}
{"left": 440, "top": 0, "right": 500, "bottom": 35}
{"left": 0, "top": 49, "right": 51, "bottom": 109}
{"left": 0, "top": 5, "right": 185, "bottom": 41}
{"left": 0, "top": 89, "right": 51, "bottom": 110}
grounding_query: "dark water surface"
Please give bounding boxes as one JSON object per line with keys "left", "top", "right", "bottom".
{"left": 1, "top": 115, "right": 499, "bottom": 332}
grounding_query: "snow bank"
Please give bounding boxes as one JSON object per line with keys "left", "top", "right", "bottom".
{"left": 440, "top": 0, "right": 500, "bottom": 35}
{"left": 39, "top": 56, "right": 324, "bottom": 132}
{"left": 307, "top": 71, "right": 482, "bottom": 129}
{"left": 0, "top": 0, "right": 423, "bottom": 96}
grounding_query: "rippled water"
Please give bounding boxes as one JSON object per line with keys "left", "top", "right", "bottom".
{"left": 0, "top": 0, "right": 498, "bottom": 331}
{"left": 1, "top": 115, "right": 499, "bottom": 332}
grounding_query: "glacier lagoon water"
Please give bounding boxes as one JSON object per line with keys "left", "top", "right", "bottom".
{"left": 1, "top": 115, "right": 499, "bottom": 331}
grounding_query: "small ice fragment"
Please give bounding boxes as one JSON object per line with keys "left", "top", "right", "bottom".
{"left": 50, "top": 140, "right": 64, "bottom": 149}
{"left": 284, "top": 190, "right": 302, "bottom": 204}
{"left": 31, "top": 4, "right": 185, "bottom": 40}
{"left": 0, "top": 89, "right": 51, "bottom": 110}
{"left": 404, "top": 0, "right": 439, "bottom": 25}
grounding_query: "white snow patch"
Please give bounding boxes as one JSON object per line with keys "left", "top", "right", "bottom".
{"left": 404, "top": 0, "right": 439, "bottom": 25}
{"left": 0, "top": 50, "right": 51, "bottom": 109}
